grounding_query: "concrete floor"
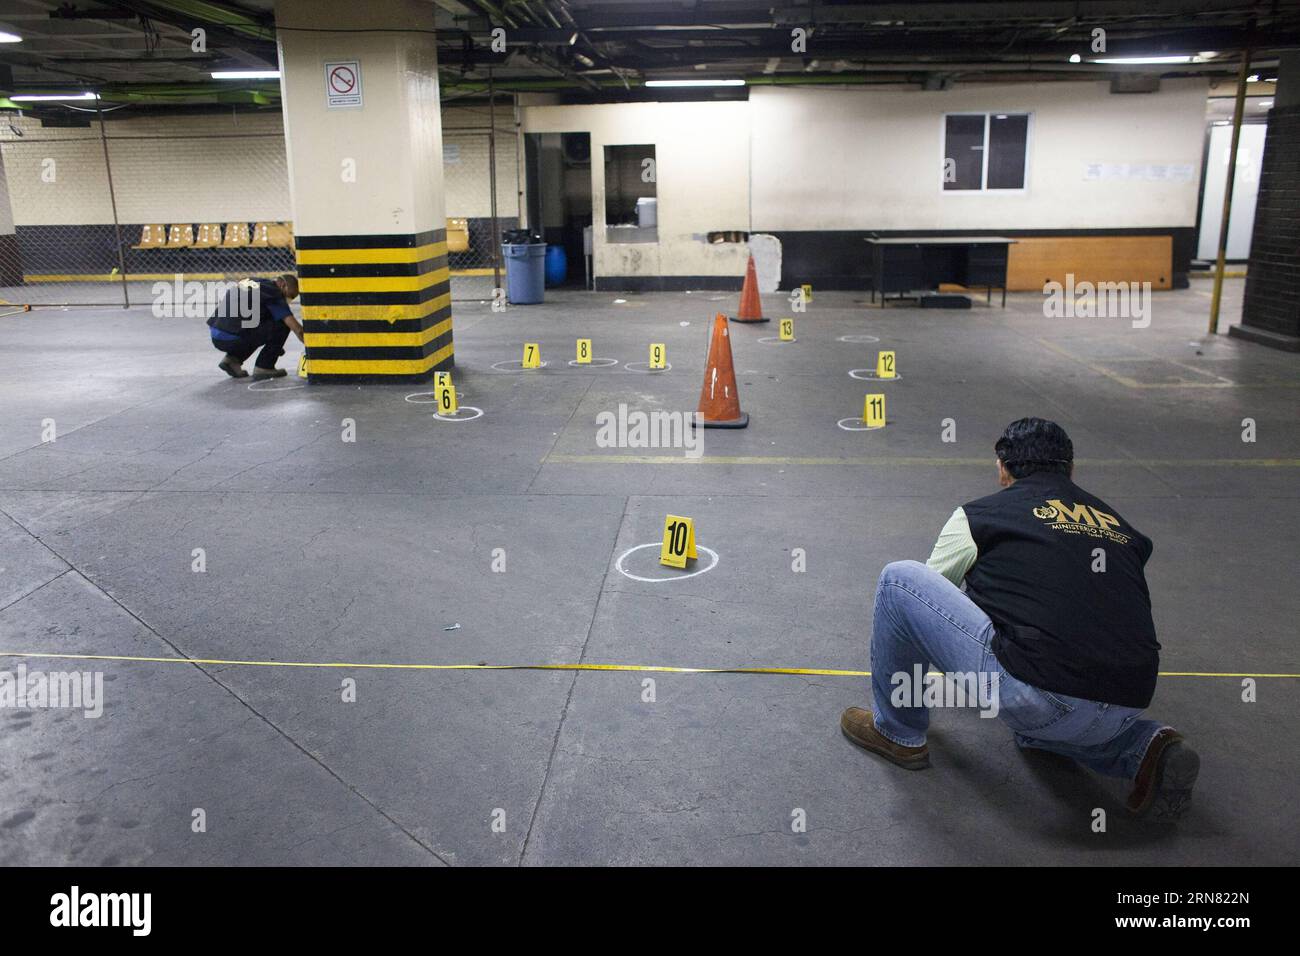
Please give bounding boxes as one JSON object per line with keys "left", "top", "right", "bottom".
{"left": 0, "top": 279, "right": 1296, "bottom": 866}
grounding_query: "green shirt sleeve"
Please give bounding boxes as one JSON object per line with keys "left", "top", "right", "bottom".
{"left": 926, "top": 507, "right": 977, "bottom": 586}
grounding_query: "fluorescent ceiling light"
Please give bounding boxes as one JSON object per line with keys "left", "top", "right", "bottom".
{"left": 1068, "top": 54, "right": 1081, "bottom": 63}
{"left": 1247, "top": 74, "right": 1261, "bottom": 82}
{"left": 0, "top": 30, "right": 22, "bottom": 43}
{"left": 1089, "top": 55, "right": 1210, "bottom": 65}
{"left": 645, "top": 78, "right": 745, "bottom": 87}
{"left": 10, "top": 92, "right": 98, "bottom": 101}
{"left": 210, "top": 70, "right": 280, "bottom": 80}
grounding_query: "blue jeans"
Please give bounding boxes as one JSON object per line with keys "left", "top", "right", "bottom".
{"left": 211, "top": 321, "right": 290, "bottom": 370}
{"left": 869, "top": 560, "right": 1165, "bottom": 779}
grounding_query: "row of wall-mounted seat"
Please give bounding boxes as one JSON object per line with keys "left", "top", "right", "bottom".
{"left": 133, "top": 219, "right": 470, "bottom": 253}
{"left": 133, "top": 222, "right": 294, "bottom": 250}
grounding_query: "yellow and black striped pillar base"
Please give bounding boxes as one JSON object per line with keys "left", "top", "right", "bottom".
{"left": 296, "top": 230, "right": 452, "bottom": 383}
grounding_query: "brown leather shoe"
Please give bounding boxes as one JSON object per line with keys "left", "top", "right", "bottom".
{"left": 840, "top": 706, "right": 930, "bottom": 770}
{"left": 1127, "top": 728, "right": 1199, "bottom": 821}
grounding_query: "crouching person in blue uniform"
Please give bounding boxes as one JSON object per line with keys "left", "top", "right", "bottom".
{"left": 207, "top": 274, "right": 303, "bottom": 380}
{"left": 841, "top": 417, "right": 1199, "bottom": 822}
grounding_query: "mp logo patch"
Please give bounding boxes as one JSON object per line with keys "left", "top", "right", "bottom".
{"left": 1032, "top": 499, "right": 1132, "bottom": 545}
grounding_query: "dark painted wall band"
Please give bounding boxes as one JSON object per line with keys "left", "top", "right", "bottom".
{"left": 767, "top": 226, "right": 1197, "bottom": 290}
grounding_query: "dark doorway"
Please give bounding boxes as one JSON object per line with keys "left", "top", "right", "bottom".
{"left": 524, "top": 132, "right": 592, "bottom": 288}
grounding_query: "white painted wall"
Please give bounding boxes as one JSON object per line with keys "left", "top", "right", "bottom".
{"left": 520, "top": 101, "right": 752, "bottom": 277}
{"left": 0, "top": 80, "right": 1207, "bottom": 270}
{"left": 518, "top": 80, "right": 1206, "bottom": 277}
{"left": 1197, "top": 123, "right": 1265, "bottom": 259}
{"left": 0, "top": 105, "right": 513, "bottom": 228}
{"left": 749, "top": 80, "right": 1208, "bottom": 230}
{"left": 442, "top": 107, "right": 519, "bottom": 219}
{"left": 0, "top": 113, "right": 289, "bottom": 226}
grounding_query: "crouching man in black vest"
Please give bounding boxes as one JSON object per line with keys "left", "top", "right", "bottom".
{"left": 207, "top": 274, "right": 303, "bottom": 380}
{"left": 841, "top": 418, "right": 1199, "bottom": 821}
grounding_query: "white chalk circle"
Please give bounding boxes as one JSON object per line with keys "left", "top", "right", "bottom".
{"left": 837, "top": 334, "right": 880, "bottom": 344}
{"left": 567, "top": 357, "right": 620, "bottom": 368}
{"left": 433, "top": 405, "right": 483, "bottom": 423}
{"left": 757, "top": 335, "right": 797, "bottom": 344}
{"left": 615, "top": 542, "right": 720, "bottom": 582}
{"left": 623, "top": 362, "right": 672, "bottom": 373}
{"left": 490, "top": 359, "right": 549, "bottom": 372}
{"left": 837, "top": 417, "right": 886, "bottom": 432}
{"left": 247, "top": 379, "right": 305, "bottom": 392}
{"left": 848, "top": 369, "right": 903, "bottom": 381}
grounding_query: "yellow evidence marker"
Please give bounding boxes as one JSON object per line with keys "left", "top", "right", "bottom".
{"left": 437, "top": 382, "right": 458, "bottom": 415}
{"left": 876, "top": 350, "right": 896, "bottom": 379}
{"left": 576, "top": 339, "right": 592, "bottom": 364}
{"left": 297, "top": 354, "right": 308, "bottom": 379}
{"left": 660, "top": 514, "right": 698, "bottom": 568}
{"left": 649, "top": 343, "right": 667, "bottom": 369}
{"left": 434, "top": 371, "right": 451, "bottom": 388}
{"left": 779, "top": 318, "right": 795, "bottom": 341}
{"left": 863, "top": 393, "right": 886, "bottom": 428}
{"left": 801, "top": 283, "right": 813, "bottom": 303}
{"left": 522, "top": 343, "right": 541, "bottom": 369}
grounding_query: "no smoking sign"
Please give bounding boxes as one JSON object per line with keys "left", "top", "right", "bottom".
{"left": 324, "top": 60, "right": 363, "bottom": 109}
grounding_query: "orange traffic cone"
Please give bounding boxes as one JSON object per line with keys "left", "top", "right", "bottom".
{"left": 729, "top": 254, "right": 769, "bottom": 323}
{"left": 694, "top": 313, "right": 749, "bottom": 428}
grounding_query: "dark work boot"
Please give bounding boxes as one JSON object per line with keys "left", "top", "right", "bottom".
{"left": 840, "top": 706, "right": 931, "bottom": 770}
{"left": 1127, "top": 728, "right": 1199, "bottom": 821}
{"left": 219, "top": 356, "right": 249, "bottom": 378}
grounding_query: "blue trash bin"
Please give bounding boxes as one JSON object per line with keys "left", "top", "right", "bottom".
{"left": 544, "top": 244, "right": 568, "bottom": 287}
{"left": 502, "top": 243, "right": 547, "bottom": 304}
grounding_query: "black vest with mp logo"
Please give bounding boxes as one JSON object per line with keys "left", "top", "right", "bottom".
{"left": 963, "top": 472, "right": 1160, "bottom": 708}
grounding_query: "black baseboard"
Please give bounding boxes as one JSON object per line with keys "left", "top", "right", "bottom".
{"left": 594, "top": 275, "right": 743, "bottom": 292}
{"left": 1228, "top": 323, "right": 1300, "bottom": 352}
{"left": 0, "top": 234, "right": 21, "bottom": 285}
{"left": 764, "top": 227, "right": 1196, "bottom": 291}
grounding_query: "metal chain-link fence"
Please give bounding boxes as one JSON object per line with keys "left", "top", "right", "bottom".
{"left": 442, "top": 115, "right": 520, "bottom": 303}
{"left": 0, "top": 105, "right": 516, "bottom": 310}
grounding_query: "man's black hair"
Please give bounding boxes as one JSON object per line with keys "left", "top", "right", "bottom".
{"left": 994, "top": 417, "right": 1073, "bottom": 479}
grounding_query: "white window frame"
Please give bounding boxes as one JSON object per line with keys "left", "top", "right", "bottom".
{"left": 940, "top": 111, "right": 1033, "bottom": 194}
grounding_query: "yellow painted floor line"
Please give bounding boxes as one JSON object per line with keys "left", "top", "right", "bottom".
{"left": 1037, "top": 338, "right": 1300, "bottom": 390}
{"left": 1036, "top": 337, "right": 1231, "bottom": 389}
{"left": 1, "top": 651, "right": 1296, "bottom": 680}
{"left": 21, "top": 270, "right": 494, "bottom": 283}
{"left": 544, "top": 454, "right": 1300, "bottom": 467}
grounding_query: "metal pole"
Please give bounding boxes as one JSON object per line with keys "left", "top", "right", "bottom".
{"left": 513, "top": 93, "right": 523, "bottom": 237}
{"left": 1208, "top": 45, "right": 1252, "bottom": 335}
{"left": 487, "top": 69, "right": 502, "bottom": 294}
{"left": 96, "top": 97, "right": 130, "bottom": 308}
